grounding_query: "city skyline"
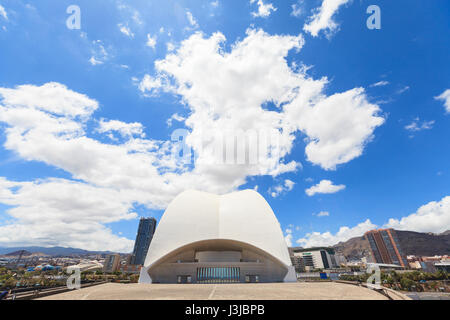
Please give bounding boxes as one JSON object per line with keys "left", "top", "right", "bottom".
{"left": 0, "top": 0, "right": 449, "bottom": 253}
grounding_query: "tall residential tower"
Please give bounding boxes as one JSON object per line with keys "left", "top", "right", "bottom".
{"left": 365, "top": 228, "right": 407, "bottom": 268}
{"left": 131, "top": 217, "right": 157, "bottom": 265}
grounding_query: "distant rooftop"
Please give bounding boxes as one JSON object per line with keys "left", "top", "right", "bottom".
{"left": 291, "top": 247, "right": 335, "bottom": 254}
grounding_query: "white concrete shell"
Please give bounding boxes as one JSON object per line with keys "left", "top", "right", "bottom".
{"left": 139, "top": 189, "right": 296, "bottom": 283}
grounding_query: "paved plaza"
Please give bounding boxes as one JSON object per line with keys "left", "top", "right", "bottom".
{"left": 39, "top": 282, "right": 389, "bottom": 300}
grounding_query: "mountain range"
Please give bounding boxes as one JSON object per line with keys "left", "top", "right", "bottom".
{"left": 0, "top": 246, "right": 118, "bottom": 257}
{"left": 1, "top": 229, "right": 448, "bottom": 259}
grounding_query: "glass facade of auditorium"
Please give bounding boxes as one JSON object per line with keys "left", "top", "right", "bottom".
{"left": 196, "top": 267, "right": 241, "bottom": 283}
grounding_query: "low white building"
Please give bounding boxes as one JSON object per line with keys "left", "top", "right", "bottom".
{"left": 291, "top": 247, "right": 339, "bottom": 270}
{"left": 66, "top": 260, "right": 103, "bottom": 272}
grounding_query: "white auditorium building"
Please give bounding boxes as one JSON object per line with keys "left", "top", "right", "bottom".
{"left": 139, "top": 190, "right": 296, "bottom": 284}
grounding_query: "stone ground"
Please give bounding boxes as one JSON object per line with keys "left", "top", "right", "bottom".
{"left": 39, "top": 282, "right": 388, "bottom": 300}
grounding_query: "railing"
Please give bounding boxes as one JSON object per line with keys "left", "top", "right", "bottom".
{"left": 3, "top": 280, "right": 108, "bottom": 300}
{"left": 333, "top": 280, "right": 412, "bottom": 300}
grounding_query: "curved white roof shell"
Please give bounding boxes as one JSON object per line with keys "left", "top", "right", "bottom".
{"left": 140, "top": 189, "right": 294, "bottom": 282}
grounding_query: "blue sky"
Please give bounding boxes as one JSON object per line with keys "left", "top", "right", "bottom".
{"left": 0, "top": 0, "right": 449, "bottom": 252}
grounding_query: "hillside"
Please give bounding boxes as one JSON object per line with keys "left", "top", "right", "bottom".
{"left": 333, "top": 229, "right": 450, "bottom": 261}
{"left": 3, "top": 250, "right": 32, "bottom": 257}
{"left": 333, "top": 236, "right": 372, "bottom": 261}
{"left": 396, "top": 230, "right": 450, "bottom": 256}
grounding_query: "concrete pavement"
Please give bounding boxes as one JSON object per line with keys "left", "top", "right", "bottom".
{"left": 38, "top": 282, "right": 389, "bottom": 300}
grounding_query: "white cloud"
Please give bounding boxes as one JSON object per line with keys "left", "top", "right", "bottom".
{"left": 284, "top": 228, "right": 293, "bottom": 247}
{"left": 0, "top": 5, "right": 7, "bottom": 20}
{"left": 285, "top": 179, "right": 295, "bottom": 191}
{"left": 385, "top": 196, "right": 450, "bottom": 234}
{"left": 291, "top": 1, "right": 304, "bottom": 18}
{"left": 305, "top": 179, "right": 345, "bottom": 196}
{"left": 0, "top": 83, "right": 178, "bottom": 251}
{"left": 89, "top": 40, "right": 109, "bottom": 66}
{"left": 186, "top": 10, "right": 199, "bottom": 29}
{"left": 297, "top": 219, "right": 376, "bottom": 247}
{"left": 167, "top": 113, "right": 186, "bottom": 127}
{"left": 0, "top": 82, "right": 98, "bottom": 118}
{"left": 435, "top": 89, "right": 450, "bottom": 114}
{"left": 315, "top": 211, "right": 330, "bottom": 217}
{"left": 370, "top": 81, "right": 389, "bottom": 87}
{"left": 288, "top": 87, "right": 384, "bottom": 170}
{"left": 146, "top": 34, "right": 157, "bottom": 49}
{"left": 118, "top": 23, "right": 134, "bottom": 38}
{"left": 166, "top": 42, "right": 176, "bottom": 52}
{"left": 296, "top": 195, "right": 450, "bottom": 247}
{"left": 96, "top": 119, "right": 145, "bottom": 138}
{"left": 404, "top": 118, "right": 434, "bottom": 132}
{"left": 89, "top": 57, "right": 103, "bottom": 66}
{"left": 138, "top": 74, "right": 164, "bottom": 95}
{"left": 303, "top": 0, "right": 349, "bottom": 37}
{"left": 250, "top": 0, "right": 277, "bottom": 18}
{"left": 117, "top": 3, "right": 143, "bottom": 26}
{"left": 270, "top": 179, "right": 295, "bottom": 198}
{"left": 0, "top": 178, "right": 135, "bottom": 252}
{"left": 141, "top": 29, "right": 383, "bottom": 172}
{"left": 0, "top": 28, "right": 385, "bottom": 250}
{"left": 397, "top": 86, "right": 410, "bottom": 94}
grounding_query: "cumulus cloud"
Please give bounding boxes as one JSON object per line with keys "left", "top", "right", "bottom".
{"left": 297, "top": 219, "right": 376, "bottom": 247}
{"left": 305, "top": 179, "right": 345, "bottom": 196}
{"left": 0, "top": 83, "right": 178, "bottom": 251}
{"left": 385, "top": 196, "right": 450, "bottom": 234}
{"left": 0, "top": 82, "right": 98, "bottom": 118}
{"left": 0, "top": 29, "right": 384, "bottom": 251}
{"left": 96, "top": 119, "right": 145, "bottom": 138}
{"left": 0, "top": 178, "right": 135, "bottom": 252}
{"left": 435, "top": 89, "right": 450, "bottom": 113}
{"left": 303, "top": 0, "right": 349, "bottom": 37}
{"left": 250, "top": 0, "right": 277, "bottom": 18}
{"left": 138, "top": 74, "right": 164, "bottom": 95}
{"left": 270, "top": 179, "right": 295, "bottom": 198}
{"left": 140, "top": 29, "right": 384, "bottom": 172}
{"left": 290, "top": 88, "right": 384, "bottom": 170}
{"left": 296, "top": 196, "right": 450, "bottom": 247}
